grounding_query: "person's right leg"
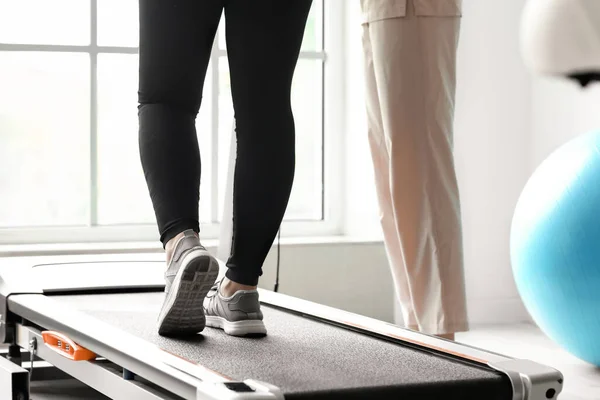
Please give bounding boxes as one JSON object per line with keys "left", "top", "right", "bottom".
{"left": 223, "top": 0, "right": 313, "bottom": 289}
{"left": 362, "top": 24, "right": 420, "bottom": 331}
{"left": 203, "top": 0, "right": 312, "bottom": 337}
{"left": 138, "top": 0, "right": 224, "bottom": 336}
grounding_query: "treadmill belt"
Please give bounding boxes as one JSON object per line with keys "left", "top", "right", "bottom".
{"left": 51, "top": 292, "right": 512, "bottom": 398}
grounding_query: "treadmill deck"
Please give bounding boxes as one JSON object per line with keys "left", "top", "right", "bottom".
{"left": 45, "top": 292, "right": 511, "bottom": 397}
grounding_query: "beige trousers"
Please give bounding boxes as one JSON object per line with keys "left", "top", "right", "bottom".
{"left": 361, "top": 0, "right": 469, "bottom": 335}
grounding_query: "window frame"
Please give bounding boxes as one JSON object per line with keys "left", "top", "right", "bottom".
{"left": 0, "top": 0, "right": 345, "bottom": 245}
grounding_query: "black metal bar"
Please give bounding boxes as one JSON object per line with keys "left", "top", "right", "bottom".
{"left": 0, "top": 352, "right": 29, "bottom": 400}
{"left": 123, "top": 369, "right": 135, "bottom": 381}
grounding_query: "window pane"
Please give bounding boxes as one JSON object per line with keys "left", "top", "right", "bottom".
{"left": 198, "top": 63, "right": 214, "bottom": 224}
{"left": 217, "top": 58, "right": 234, "bottom": 218}
{"left": 0, "top": 0, "right": 90, "bottom": 45}
{"left": 97, "top": 54, "right": 152, "bottom": 225}
{"left": 302, "top": 0, "right": 323, "bottom": 52}
{"left": 97, "top": 0, "right": 139, "bottom": 47}
{"left": 217, "top": 0, "right": 322, "bottom": 51}
{"left": 96, "top": 54, "right": 213, "bottom": 225}
{"left": 288, "top": 59, "right": 323, "bottom": 220}
{"left": 217, "top": 16, "right": 225, "bottom": 51}
{"left": 0, "top": 52, "right": 90, "bottom": 227}
{"left": 217, "top": 58, "right": 323, "bottom": 221}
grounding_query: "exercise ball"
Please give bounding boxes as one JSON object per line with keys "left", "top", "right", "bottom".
{"left": 511, "top": 129, "right": 600, "bottom": 367}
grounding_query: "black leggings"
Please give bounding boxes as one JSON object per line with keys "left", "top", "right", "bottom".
{"left": 138, "top": 0, "right": 312, "bottom": 286}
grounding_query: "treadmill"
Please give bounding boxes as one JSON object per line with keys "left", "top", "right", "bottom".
{"left": 0, "top": 253, "right": 563, "bottom": 400}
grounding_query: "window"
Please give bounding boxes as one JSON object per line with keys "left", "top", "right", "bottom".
{"left": 0, "top": 0, "right": 344, "bottom": 244}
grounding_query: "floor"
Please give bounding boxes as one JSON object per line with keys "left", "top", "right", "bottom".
{"left": 28, "top": 323, "right": 599, "bottom": 400}
{"left": 457, "top": 323, "right": 600, "bottom": 400}
{"left": 30, "top": 379, "right": 108, "bottom": 400}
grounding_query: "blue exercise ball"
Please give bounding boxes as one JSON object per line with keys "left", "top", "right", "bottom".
{"left": 511, "top": 129, "right": 600, "bottom": 367}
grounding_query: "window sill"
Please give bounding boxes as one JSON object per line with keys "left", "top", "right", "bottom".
{"left": 0, "top": 235, "right": 383, "bottom": 258}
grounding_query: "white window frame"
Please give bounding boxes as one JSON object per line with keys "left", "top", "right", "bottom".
{"left": 0, "top": 0, "right": 345, "bottom": 245}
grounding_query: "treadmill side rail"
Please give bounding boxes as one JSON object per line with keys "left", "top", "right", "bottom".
{"left": 258, "top": 288, "right": 567, "bottom": 400}
{"left": 0, "top": 351, "right": 30, "bottom": 400}
{"left": 197, "top": 380, "right": 284, "bottom": 400}
{"left": 489, "top": 359, "right": 564, "bottom": 400}
{"left": 258, "top": 289, "right": 512, "bottom": 365}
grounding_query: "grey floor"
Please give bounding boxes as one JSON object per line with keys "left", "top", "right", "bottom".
{"left": 29, "top": 323, "right": 599, "bottom": 400}
{"left": 457, "top": 323, "right": 600, "bottom": 400}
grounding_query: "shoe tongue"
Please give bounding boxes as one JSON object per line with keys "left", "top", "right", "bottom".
{"left": 183, "top": 229, "right": 197, "bottom": 238}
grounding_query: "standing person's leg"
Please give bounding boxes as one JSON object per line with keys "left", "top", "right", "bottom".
{"left": 138, "top": 0, "right": 224, "bottom": 336}
{"left": 362, "top": 26, "right": 420, "bottom": 331}
{"left": 203, "top": 0, "right": 313, "bottom": 337}
{"left": 365, "top": 0, "right": 469, "bottom": 338}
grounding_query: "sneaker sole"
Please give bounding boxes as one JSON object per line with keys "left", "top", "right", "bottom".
{"left": 206, "top": 316, "right": 267, "bottom": 337}
{"left": 158, "top": 249, "right": 219, "bottom": 336}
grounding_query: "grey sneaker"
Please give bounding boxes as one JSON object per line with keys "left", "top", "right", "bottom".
{"left": 157, "top": 230, "right": 219, "bottom": 336}
{"left": 203, "top": 280, "right": 267, "bottom": 337}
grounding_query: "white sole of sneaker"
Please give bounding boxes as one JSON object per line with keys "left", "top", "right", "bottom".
{"left": 205, "top": 315, "right": 267, "bottom": 337}
{"left": 158, "top": 249, "right": 219, "bottom": 336}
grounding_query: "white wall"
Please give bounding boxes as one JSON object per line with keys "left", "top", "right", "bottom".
{"left": 343, "top": 0, "right": 534, "bottom": 326}
{"left": 254, "top": 240, "right": 393, "bottom": 322}
{"left": 531, "top": 77, "right": 600, "bottom": 168}
{"left": 223, "top": 0, "right": 538, "bottom": 327}
{"left": 452, "top": 0, "right": 532, "bottom": 324}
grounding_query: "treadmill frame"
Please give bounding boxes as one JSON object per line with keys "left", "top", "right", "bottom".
{"left": 259, "top": 289, "right": 564, "bottom": 400}
{"left": 14, "top": 324, "right": 181, "bottom": 400}
{"left": 0, "top": 258, "right": 564, "bottom": 400}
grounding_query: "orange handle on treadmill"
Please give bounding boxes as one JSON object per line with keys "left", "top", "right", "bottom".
{"left": 41, "top": 331, "right": 97, "bottom": 361}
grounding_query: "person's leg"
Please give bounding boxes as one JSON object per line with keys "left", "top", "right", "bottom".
{"left": 203, "top": 0, "right": 312, "bottom": 336}
{"left": 362, "top": 24, "right": 420, "bottom": 331}
{"left": 138, "top": 0, "right": 223, "bottom": 255}
{"left": 223, "top": 0, "right": 313, "bottom": 290}
{"left": 367, "top": 1, "right": 469, "bottom": 338}
{"left": 138, "top": 0, "right": 224, "bottom": 336}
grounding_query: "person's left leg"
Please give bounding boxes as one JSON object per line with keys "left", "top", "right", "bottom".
{"left": 203, "top": 0, "right": 312, "bottom": 337}
{"left": 366, "top": 0, "right": 468, "bottom": 338}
